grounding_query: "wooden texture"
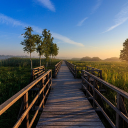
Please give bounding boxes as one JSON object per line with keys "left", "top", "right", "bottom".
{"left": 36, "top": 61, "right": 105, "bottom": 128}
{"left": 0, "top": 70, "right": 51, "bottom": 116}
{"left": 0, "top": 70, "right": 52, "bottom": 128}
{"left": 31, "top": 66, "right": 45, "bottom": 81}
{"left": 81, "top": 70, "right": 128, "bottom": 128}
{"left": 65, "top": 61, "right": 102, "bottom": 79}
{"left": 54, "top": 60, "right": 62, "bottom": 77}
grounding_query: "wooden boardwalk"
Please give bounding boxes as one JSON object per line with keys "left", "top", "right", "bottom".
{"left": 36, "top": 61, "right": 105, "bottom": 128}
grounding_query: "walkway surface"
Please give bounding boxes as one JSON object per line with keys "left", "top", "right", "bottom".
{"left": 36, "top": 61, "right": 105, "bottom": 128}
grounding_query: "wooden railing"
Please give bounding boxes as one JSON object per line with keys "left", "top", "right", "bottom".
{"left": 31, "top": 66, "right": 45, "bottom": 81}
{"left": 0, "top": 70, "right": 52, "bottom": 128}
{"left": 65, "top": 61, "right": 102, "bottom": 78}
{"left": 65, "top": 60, "right": 77, "bottom": 77}
{"left": 86, "top": 66, "right": 102, "bottom": 79}
{"left": 81, "top": 70, "right": 128, "bottom": 128}
{"left": 54, "top": 60, "right": 62, "bottom": 78}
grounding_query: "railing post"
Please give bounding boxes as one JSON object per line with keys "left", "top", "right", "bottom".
{"left": 86, "top": 74, "right": 90, "bottom": 98}
{"left": 48, "top": 73, "right": 50, "bottom": 88}
{"left": 116, "top": 93, "right": 128, "bottom": 128}
{"left": 46, "top": 73, "right": 49, "bottom": 93}
{"left": 75, "top": 66, "right": 77, "bottom": 78}
{"left": 81, "top": 70, "right": 84, "bottom": 90}
{"left": 116, "top": 93, "right": 122, "bottom": 128}
{"left": 50, "top": 71, "right": 52, "bottom": 89}
{"left": 86, "top": 66, "right": 88, "bottom": 72}
{"left": 31, "top": 69, "right": 34, "bottom": 81}
{"left": 54, "top": 65, "right": 56, "bottom": 78}
{"left": 42, "top": 78, "right": 44, "bottom": 108}
{"left": 38, "top": 68, "right": 39, "bottom": 77}
{"left": 99, "top": 70, "right": 102, "bottom": 79}
{"left": 82, "top": 70, "right": 84, "bottom": 84}
{"left": 23, "top": 92, "right": 29, "bottom": 128}
{"left": 93, "top": 80, "right": 97, "bottom": 109}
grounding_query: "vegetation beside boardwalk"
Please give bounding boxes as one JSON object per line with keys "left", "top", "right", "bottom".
{"left": 69, "top": 60, "right": 128, "bottom": 92}
{"left": 0, "top": 57, "right": 61, "bottom": 128}
{"left": 68, "top": 60, "right": 128, "bottom": 127}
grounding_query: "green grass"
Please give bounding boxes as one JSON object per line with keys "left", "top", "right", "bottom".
{"left": 69, "top": 60, "right": 128, "bottom": 92}
{"left": 0, "top": 58, "right": 61, "bottom": 128}
{"left": 67, "top": 60, "right": 128, "bottom": 127}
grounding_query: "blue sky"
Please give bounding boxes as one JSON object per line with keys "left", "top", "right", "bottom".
{"left": 0, "top": 0, "right": 128, "bottom": 59}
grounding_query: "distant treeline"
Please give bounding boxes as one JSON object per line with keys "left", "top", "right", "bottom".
{"left": 72, "top": 56, "right": 120, "bottom": 61}
{"left": 0, "top": 55, "right": 29, "bottom": 60}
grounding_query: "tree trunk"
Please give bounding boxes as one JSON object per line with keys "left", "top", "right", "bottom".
{"left": 30, "top": 53, "right": 32, "bottom": 69}
{"left": 40, "top": 55, "right": 41, "bottom": 66}
{"left": 50, "top": 55, "right": 52, "bottom": 65}
{"left": 46, "top": 62, "right": 48, "bottom": 70}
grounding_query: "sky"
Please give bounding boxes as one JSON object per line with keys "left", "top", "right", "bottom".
{"left": 0, "top": 0, "right": 128, "bottom": 59}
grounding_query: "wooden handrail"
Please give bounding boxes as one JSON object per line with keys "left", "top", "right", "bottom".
{"left": 65, "top": 60, "right": 77, "bottom": 78}
{"left": 86, "top": 66, "right": 102, "bottom": 78}
{"left": 31, "top": 65, "right": 45, "bottom": 81}
{"left": 81, "top": 70, "right": 128, "bottom": 128}
{"left": 0, "top": 69, "right": 52, "bottom": 128}
{"left": 82, "top": 70, "right": 128, "bottom": 98}
{"left": 54, "top": 60, "right": 62, "bottom": 78}
{"left": 65, "top": 60, "right": 102, "bottom": 78}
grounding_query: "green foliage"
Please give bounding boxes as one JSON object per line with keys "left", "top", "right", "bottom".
{"left": 20, "top": 27, "right": 59, "bottom": 68}
{"left": 68, "top": 60, "right": 128, "bottom": 126}
{"left": 52, "top": 43, "right": 59, "bottom": 57}
{"left": 34, "top": 34, "right": 44, "bottom": 56}
{"left": 0, "top": 58, "right": 61, "bottom": 128}
{"left": 69, "top": 60, "right": 128, "bottom": 92}
{"left": 120, "top": 38, "right": 128, "bottom": 61}
{"left": 34, "top": 34, "right": 44, "bottom": 66}
{"left": 21, "top": 27, "right": 36, "bottom": 54}
{"left": 21, "top": 26, "right": 36, "bottom": 69}
{"left": 42, "top": 29, "right": 51, "bottom": 62}
{"left": 0, "top": 66, "right": 30, "bottom": 128}
{"left": 41, "top": 29, "right": 59, "bottom": 67}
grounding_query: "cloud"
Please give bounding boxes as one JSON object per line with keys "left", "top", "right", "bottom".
{"left": 37, "top": 0, "right": 55, "bottom": 12}
{"left": 103, "top": 3, "right": 128, "bottom": 33}
{"left": 52, "top": 33, "right": 84, "bottom": 47}
{"left": 91, "top": 0, "right": 102, "bottom": 14}
{"left": 0, "top": 13, "right": 27, "bottom": 27}
{"left": 0, "top": 13, "right": 84, "bottom": 47}
{"left": 31, "top": 26, "right": 84, "bottom": 46}
{"left": 77, "top": 17, "right": 88, "bottom": 26}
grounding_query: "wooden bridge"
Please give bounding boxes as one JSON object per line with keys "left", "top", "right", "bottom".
{"left": 0, "top": 60, "right": 128, "bottom": 128}
{"left": 36, "top": 61, "right": 104, "bottom": 128}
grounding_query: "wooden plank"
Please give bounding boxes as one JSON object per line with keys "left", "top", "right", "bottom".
{"left": 41, "top": 108, "right": 98, "bottom": 117}
{"left": 36, "top": 61, "right": 104, "bottom": 128}
{"left": 37, "top": 121, "right": 104, "bottom": 126}
{"left": 38, "top": 118, "right": 101, "bottom": 122}
{"left": 37, "top": 126, "right": 105, "bottom": 128}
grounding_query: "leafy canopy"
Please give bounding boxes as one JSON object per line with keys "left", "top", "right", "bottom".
{"left": 20, "top": 26, "right": 36, "bottom": 54}
{"left": 120, "top": 39, "right": 128, "bottom": 61}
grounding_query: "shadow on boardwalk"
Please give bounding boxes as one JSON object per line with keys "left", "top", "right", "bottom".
{"left": 36, "top": 61, "right": 105, "bottom": 128}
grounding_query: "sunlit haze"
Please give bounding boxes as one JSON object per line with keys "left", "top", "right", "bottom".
{"left": 0, "top": 0, "right": 128, "bottom": 59}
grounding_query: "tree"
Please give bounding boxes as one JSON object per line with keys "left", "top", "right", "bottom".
{"left": 49, "top": 37, "right": 54, "bottom": 63}
{"left": 42, "top": 29, "right": 52, "bottom": 68}
{"left": 52, "top": 43, "right": 59, "bottom": 58}
{"left": 120, "top": 39, "right": 128, "bottom": 61}
{"left": 34, "top": 34, "right": 44, "bottom": 66}
{"left": 20, "top": 26, "right": 36, "bottom": 69}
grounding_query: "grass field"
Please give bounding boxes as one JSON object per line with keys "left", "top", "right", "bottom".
{"left": 67, "top": 60, "right": 128, "bottom": 127}
{"left": 0, "top": 57, "right": 60, "bottom": 128}
{"left": 68, "top": 60, "right": 128, "bottom": 92}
